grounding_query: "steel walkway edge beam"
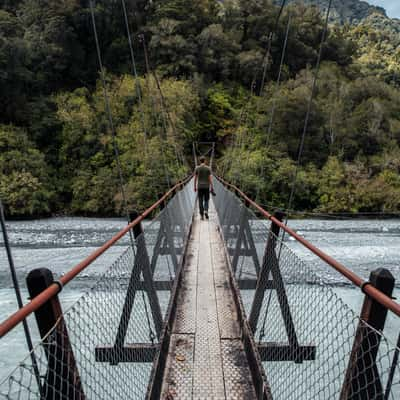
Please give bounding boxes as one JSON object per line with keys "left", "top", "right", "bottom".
{"left": 95, "top": 344, "right": 158, "bottom": 363}
{"left": 145, "top": 217, "right": 195, "bottom": 399}
{"left": 216, "top": 223, "right": 273, "bottom": 399}
{"left": 95, "top": 342, "right": 317, "bottom": 364}
{"left": 134, "top": 278, "right": 266, "bottom": 291}
{"left": 258, "top": 343, "right": 316, "bottom": 362}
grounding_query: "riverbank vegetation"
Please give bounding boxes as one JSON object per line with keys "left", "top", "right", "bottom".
{"left": 1, "top": 0, "right": 400, "bottom": 216}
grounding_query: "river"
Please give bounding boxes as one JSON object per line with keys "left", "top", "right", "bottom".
{"left": 1, "top": 217, "right": 399, "bottom": 385}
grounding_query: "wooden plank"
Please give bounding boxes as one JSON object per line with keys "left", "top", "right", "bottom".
{"left": 160, "top": 203, "right": 258, "bottom": 399}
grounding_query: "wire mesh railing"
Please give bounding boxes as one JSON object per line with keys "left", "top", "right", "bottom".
{"left": 2, "top": 174, "right": 400, "bottom": 399}
{"left": 0, "top": 179, "right": 195, "bottom": 400}
{"left": 213, "top": 177, "right": 400, "bottom": 400}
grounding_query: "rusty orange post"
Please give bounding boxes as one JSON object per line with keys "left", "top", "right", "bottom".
{"left": 27, "top": 268, "right": 85, "bottom": 400}
{"left": 340, "top": 268, "right": 395, "bottom": 400}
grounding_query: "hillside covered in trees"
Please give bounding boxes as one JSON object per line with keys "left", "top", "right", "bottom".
{"left": 1, "top": 0, "right": 400, "bottom": 217}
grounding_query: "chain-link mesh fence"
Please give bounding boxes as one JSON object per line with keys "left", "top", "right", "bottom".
{"left": 2, "top": 176, "right": 399, "bottom": 400}
{"left": 0, "top": 180, "right": 195, "bottom": 400}
{"left": 213, "top": 178, "right": 400, "bottom": 400}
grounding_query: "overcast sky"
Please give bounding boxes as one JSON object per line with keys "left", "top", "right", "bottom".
{"left": 367, "top": 0, "right": 400, "bottom": 18}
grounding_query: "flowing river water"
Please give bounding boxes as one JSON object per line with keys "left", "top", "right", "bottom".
{"left": 1, "top": 217, "right": 399, "bottom": 384}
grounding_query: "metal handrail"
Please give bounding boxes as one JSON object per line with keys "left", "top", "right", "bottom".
{"left": 216, "top": 176, "right": 400, "bottom": 317}
{"left": 0, "top": 176, "right": 193, "bottom": 338}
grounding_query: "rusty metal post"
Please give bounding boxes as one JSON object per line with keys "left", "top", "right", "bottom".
{"left": 26, "top": 268, "right": 85, "bottom": 400}
{"left": 340, "top": 268, "right": 395, "bottom": 400}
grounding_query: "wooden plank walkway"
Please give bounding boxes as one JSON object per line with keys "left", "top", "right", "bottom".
{"left": 161, "top": 202, "right": 256, "bottom": 399}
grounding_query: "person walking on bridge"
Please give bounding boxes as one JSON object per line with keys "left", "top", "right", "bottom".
{"left": 194, "top": 156, "right": 213, "bottom": 220}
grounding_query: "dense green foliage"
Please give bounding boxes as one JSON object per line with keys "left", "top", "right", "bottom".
{"left": 0, "top": 125, "right": 53, "bottom": 216}
{"left": 1, "top": 0, "right": 400, "bottom": 216}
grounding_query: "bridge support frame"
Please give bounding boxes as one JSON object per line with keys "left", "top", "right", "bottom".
{"left": 95, "top": 185, "right": 188, "bottom": 365}
{"left": 96, "top": 211, "right": 164, "bottom": 365}
{"left": 231, "top": 203, "right": 260, "bottom": 276}
{"left": 249, "top": 211, "right": 316, "bottom": 363}
{"left": 150, "top": 194, "right": 179, "bottom": 274}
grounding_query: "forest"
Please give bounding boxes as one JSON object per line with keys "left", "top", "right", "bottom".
{"left": 1, "top": 0, "right": 400, "bottom": 217}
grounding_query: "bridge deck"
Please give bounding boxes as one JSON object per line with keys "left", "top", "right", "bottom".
{"left": 161, "top": 202, "right": 256, "bottom": 399}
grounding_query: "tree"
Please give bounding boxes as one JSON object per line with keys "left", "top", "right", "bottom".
{"left": 0, "top": 125, "right": 53, "bottom": 216}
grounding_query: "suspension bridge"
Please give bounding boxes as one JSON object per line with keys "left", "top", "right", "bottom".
{"left": 0, "top": 162, "right": 399, "bottom": 399}
{"left": 1, "top": 0, "right": 400, "bottom": 398}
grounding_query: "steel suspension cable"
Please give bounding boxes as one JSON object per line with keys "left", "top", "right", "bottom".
{"left": 256, "top": 13, "right": 292, "bottom": 201}
{"left": 0, "top": 200, "right": 43, "bottom": 395}
{"left": 140, "top": 34, "right": 158, "bottom": 133}
{"left": 89, "top": 0, "right": 136, "bottom": 246}
{"left": 119, "top": 1, "right": 165, "bottom": 342}
{"left": 139, "top": 34, "right": 172, "bottom": 188}
{"left": 122, "top": 0, "right": 167, "bottom": 196}
{"left": 140, "top": 34, "right": 185, "bottom": 172}
{"left": 228, "top": 83, "right": 255, "bottom": 183}
{"left": 225, "top": 77, "right": 256, "bottom": 182}
{"left": 120, "top": 0, "right": 148, "bottom": 147}
{"left": 257, "top": 13, "right": 291, "bottom": 327}
{"left": 229, "top": 0, "right": 288, "bottom": 185}
{"left": 258, "top": 16, "right": 290, "bottom": 325}
{"left": 277, "top": 0, "right": 333, "bottom": 253}
{"left": 286, "top": 0, "right": 333, "bottom": 214}
{"left": 154, "top": 77, "right": 170, "bottom": 142}
{"left": 89, "top": 4, "right": 154, "bottom": 340}
{"left": 258, "top": 0, "right": 288, "bottom": 96}
{"left": 265, "top": 13, "right": 291, "bottom": 149}
{"left": 151, "top": 69, "right": 186, "bottom": 169}
{"left": 242, "top": 0, "right": 287, "bottom": 104}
